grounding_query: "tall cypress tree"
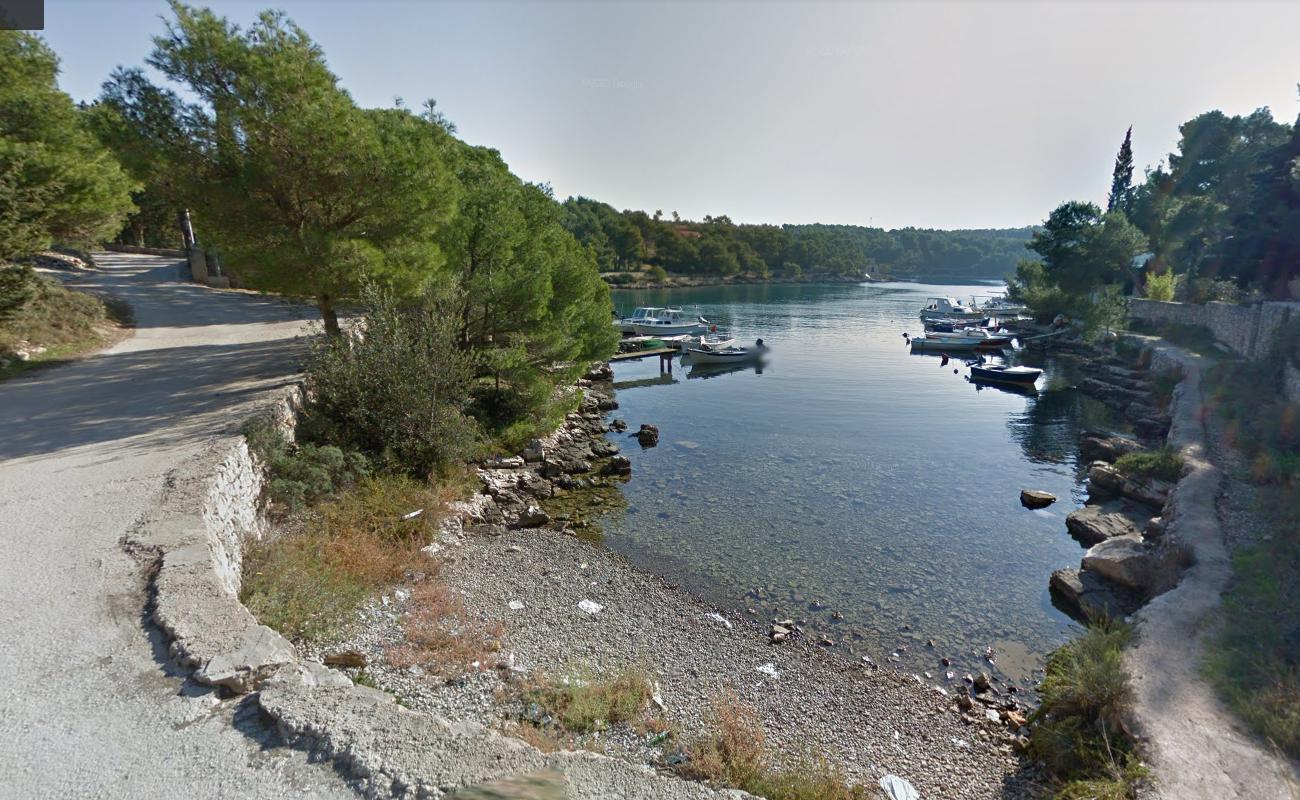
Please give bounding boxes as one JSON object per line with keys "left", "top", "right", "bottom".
{"left": 1108, "top": 126, "right": 1135, "bottom": 215}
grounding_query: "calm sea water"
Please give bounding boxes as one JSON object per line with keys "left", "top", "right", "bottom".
{"left": 599, "top": 281, "right": 1122, "bottom": 686}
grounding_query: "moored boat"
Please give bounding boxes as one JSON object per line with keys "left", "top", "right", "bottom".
{"left": 919, "top": 297, "right": 985, "bottom": 322}
{"left": 614, "top": 307, "right": 662, "bottom": 334}
{"left": 908, "top": 332, "right": 1009, "bottom": 352}
{"left": 629, "top": 307, "right": 711, "bottom": 336}
{"left": 969, "top": 363, "right": 1042, "bottom": 385}
{"left": 686, "top": 337, "right": 768, "bottom": 365}
{"left": 923, "top": 328, "right": 1016, "bottom": 347}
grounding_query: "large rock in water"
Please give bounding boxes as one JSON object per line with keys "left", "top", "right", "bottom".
{"left": 1020, "top": 489, "right": 1057, "bottom": 509}
{"left": 1049, "top": 568, "right": 1143, "bottom": 622}
{"left": 1081, "top": 536, "right": 1159, "bottom": 589}
{"left": 1065, "top": 501, "right": 1149, "bottom": 546}
{"left": 1087, "top": 462, "right": 1125, "bottom": 499}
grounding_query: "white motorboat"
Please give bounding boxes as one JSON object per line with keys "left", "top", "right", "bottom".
{"left": 673, "top": 333, "right": 736, "bottom": 351}
{"left": 614, "top": 307, "right": 662, "bottom": 334}
{"left": 919, "top": 297, "right": 985, "bottom": 322}
{"left": 629, "top": 307, "right": 711, "bottom": 336}
{"left": 908, "top": 334, "right": 1003, "bottom": 352}
{"left": 923, "top": 328, "right": 1016, "bottom": 347}
{"left": 975, "top": 294, "right": 1030, "bottom": 317}
{"left": 686, "top": 338, "right": 768, "bottom": 364}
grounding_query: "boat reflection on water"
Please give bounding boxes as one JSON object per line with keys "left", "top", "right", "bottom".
{"left": 686, "top": 360, "right": 765, "bottom": 380}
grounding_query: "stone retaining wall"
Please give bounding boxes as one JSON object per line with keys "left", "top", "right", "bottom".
{"left": 1129, "top": 298, "right": 1300, "bottom": 362}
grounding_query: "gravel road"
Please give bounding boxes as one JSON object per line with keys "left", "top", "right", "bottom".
{"left": 0, "top": 253, "right": 351, "bottom": 798}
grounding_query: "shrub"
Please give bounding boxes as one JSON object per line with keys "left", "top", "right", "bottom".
{"left": 1143, "top": 270, "right": 1176, "bottom": 302}
{"left": 1030, "top": 620, "right": 1143, "bottom": 795}
{"left": 243, "top": 417, "right": 368, "bottom": 515}
{"left": 302, "top": 286, "right": 479, "bottom": 478}
{"left": 647, "top": 264, "right": 669, "bottom": 282}
{"left": 240, "top": 475, "right": 438, "bottom": 641}
{"left": 0, "top": 264, "right": 36, "bottom": 320}
{"left": 1113, "top": 447, "right": 1184, "bottom": 483}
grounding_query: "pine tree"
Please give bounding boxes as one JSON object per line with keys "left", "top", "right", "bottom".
{"left": 1107, "top": 126, "right": 1135, "bottom": 215}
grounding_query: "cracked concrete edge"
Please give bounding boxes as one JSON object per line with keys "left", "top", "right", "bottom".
{"left": 257, "top": 674, "right": 754, "bottom": 800}
{"left": 128, "top": 383, "right": 754, "bottom": 798}
{"left": 126, "top": 385, "right": 305, "bottom": 693}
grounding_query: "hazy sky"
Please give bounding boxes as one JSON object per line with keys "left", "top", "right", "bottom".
{"left": 40, "top": 0, "right": 1300, "bottom": 230}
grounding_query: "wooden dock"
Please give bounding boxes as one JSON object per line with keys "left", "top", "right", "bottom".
{"left": 610, "top": 347, "right": 678, "bottom": 362}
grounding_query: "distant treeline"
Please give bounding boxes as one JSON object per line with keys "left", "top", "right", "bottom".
{"left": 560, "top": 198, "right": 1034, "bottom": 281}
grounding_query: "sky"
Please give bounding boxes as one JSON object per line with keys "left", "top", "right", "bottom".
{"left": 38, "top": 0, "right": 1300, "bottom": 231}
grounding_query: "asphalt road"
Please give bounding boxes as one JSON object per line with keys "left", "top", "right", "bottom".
{"left": 0, "top": 253, "right": 352, "bottom": 798}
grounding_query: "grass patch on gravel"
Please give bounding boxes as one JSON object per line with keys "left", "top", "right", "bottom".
{"left": 240, "top": 475, "right": 439, "bottom": 642}
{"left": 1113, "top": 447, "right": 1183, "bottom": 483}
{"left": 677, "top": 694, "right": 869, "bottom": 800}
{"left": 1029, "top": 619, "right": 1147, "bottom": 799}
{"left": 0, "top": 266, "right": 130, "bottom": 381}
{"left": 521, "top": 666, "right": 653, "bottom": 733}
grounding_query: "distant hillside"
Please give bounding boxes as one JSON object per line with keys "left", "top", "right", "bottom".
{"left": 561, "top": 197, "right": 1034, "bottom": 282}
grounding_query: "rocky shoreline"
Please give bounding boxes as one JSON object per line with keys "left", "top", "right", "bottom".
{"left": 307, "top": 366, "right": 1048, "bottom": 799}
{"left": 1045, "top": 340, "right": 1192, "bottom": 624}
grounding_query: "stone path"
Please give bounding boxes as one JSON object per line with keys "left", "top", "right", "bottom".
{"left": 1125, "top": 342, "right": 1299, "bottom": 800}
{"left": 0, "top": 253, "right": 351, "bottom": 798}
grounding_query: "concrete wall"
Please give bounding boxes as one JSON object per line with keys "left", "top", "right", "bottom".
{"left": 1129, "top": 298, "right": 1300, "bottom": 361}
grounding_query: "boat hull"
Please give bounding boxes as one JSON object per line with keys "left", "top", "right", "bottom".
{"left": 909, "top": 336, "right": 1003, "bottom": 352}
{"left": 686, "top": 347, "right": 760, "bottom": 365}
{"left": 631, "top": 321, "right": 709, "bottom": 336}
{"left": 969, "top": 365, "right": 1041, "bottom": 384}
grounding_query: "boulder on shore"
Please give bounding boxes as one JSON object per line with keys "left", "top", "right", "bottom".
{"left": 1081, "top": 535, "right": 1164, "bottom": 590}
{"left": 1065, "top": 501, "right": 1149, "bottom": 547}
{"left": 1020, "top": 489, "right": 1057, "bottom": 509}
{"left": 1049, "top": 567, "right": 1143, "bottom": 622}
{"left": 1079, "top": 431, "right": 1144, "bottom": 464}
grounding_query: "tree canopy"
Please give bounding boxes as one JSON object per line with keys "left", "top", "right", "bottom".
{"left": 0, "top": 31, "right": 135, "bottom": 260}
{"left": 99, "top": 3, "right": 459, "bottom": 332}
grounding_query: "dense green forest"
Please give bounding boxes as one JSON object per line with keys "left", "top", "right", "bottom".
{"left": 1011, "top": 105, "right": 1300, "bottom": 319}
{"left": 559, "top": 197, "right": 1033, "bottom": 282}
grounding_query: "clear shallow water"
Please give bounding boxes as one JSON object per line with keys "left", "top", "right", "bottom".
{"left": 600, "top": 282, "right": 1123, "bottom": 687}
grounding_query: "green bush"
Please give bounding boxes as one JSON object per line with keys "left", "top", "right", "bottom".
{"left": 1030, "top": 620, "right": 1144, "bottom": 795}
{"left": 0, "top": 264, "right": 36, "bottom": 320}
{"left": 647, "top": 264, "right": 669, "bottom": 282}
{"left": 1143, "top": 270, "right": 1176, "bottom": 302}
{"left": 301, "top": 286, "right": 479, "bottom": 478}
{"left": 1113, "top": 447, "right": 1184, "bottom": 483}
{"left": 243, "top": 417, "right": 369, "bottom": 514}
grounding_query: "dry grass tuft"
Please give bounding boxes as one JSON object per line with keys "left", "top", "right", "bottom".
{"left": 386, "top": 582, "right": 504, "bottom": 678}
{"left": 679, "top": 694, "right": 869, "bottom": 800}
{"left": 241, "top": 475, "right": 438, "bottom": 641}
